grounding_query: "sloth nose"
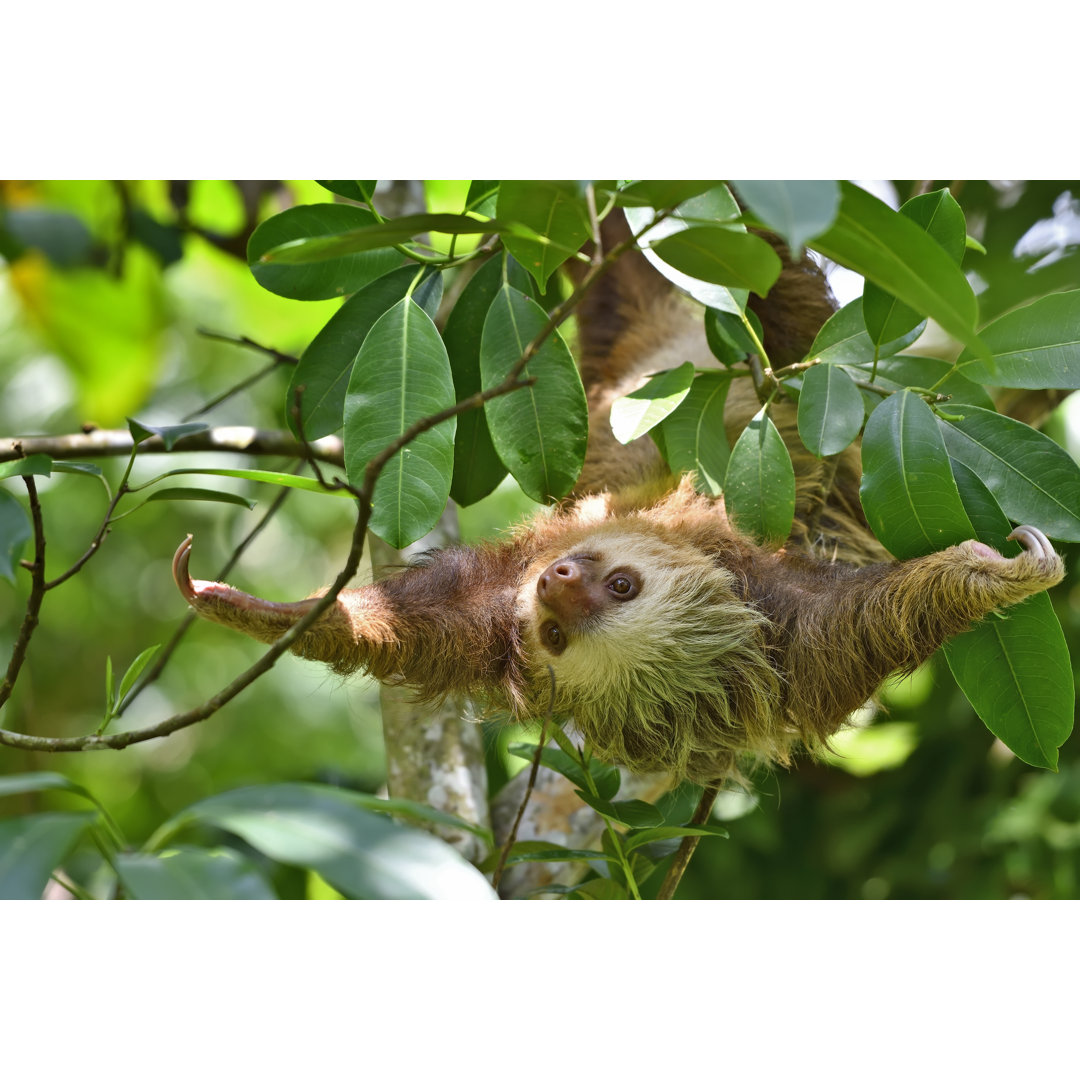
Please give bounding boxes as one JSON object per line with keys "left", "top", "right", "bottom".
{"left": 537, "top": 559, "right": 581, "bottom": 600}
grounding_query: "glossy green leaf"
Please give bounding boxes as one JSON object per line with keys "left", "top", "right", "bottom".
{"left": 495, "top": 181, "right": 591, "bottom": 287}
{"left": 0, "top": 488, "right": 31, "bottom": 583}
{"left": 259, "top": 213, "right": 500, "bottom": 265}
{"left": 572, "top": 790, "right": 666, "bottom": 828}
{"left": 843, "top": 356, "right": 994, "bottom": 412}
{"left": 0, "top": 812, "right": 97, "bottom": 899}
{"left": 704, "top": 307, "right": 759, "bottom": 365}
{"left": 860, "top": 390, "right": 974, "bottom": 559}
{"left": 862, "top": 189, "right": 967, "bottom": 346}
{"left": 943, "top": 462, "right": 1073, "bottom": 769}
{"left": 144, "top": 487, "right": 256, "bottom": 510}
{"left": 287, "top": 265, "right": 441, "bottom": 439}
{"left": 128, "top": 419, "right": 209, "bottom": 450}
{"left": 797, "top": 362, "right": 865, "bottom": 457}
{"left": 115, "top": 644, "right": 161, "bottom": 705}
{"left": 316, "top": 181, "right": 375, "bottom": 201}
{"left": 651, "top": 227, "right": 782, "bottom": 297}
{"left": 616, "top": 181, "right": 722, "bottom": 210}
{"left": 248, "top": 204, "right": 404, "bottom": 300}
{"left": 491, "top": 841, "right": 615, "bottom": 868}
{"left": 939, "top": 404, "right": 1080, "bottom": 541}
{"left": 610, "top": 362, "right": 695, "bottom": 443}
{"left": 480, "top": 284, "right": 587, "bottom": 502}
{"left": 813, "top": 182, "right": 982, "bottom": 355}
{"left": 623, "top": 823, "right": 730, "bottom": 853}
{"left": 957, "top": 290, "right": 1080, "bottom": 388}
{"left": 0, "top": 454, "right": 53, "bottom": 480}
{"left": 148, "top": 468, "right": 353, "bottom": 497}
{"left": 808, "top": 298, "right": 925, "bottom": 366}
{"left": 52, "top": 461, "right": 105, "bottom": 479}
{"left": 116, "top": 848, "right": 277, "bottom": 900}
{"left": 344, "top": 298, "right": 457, "bottom": 548}
{"left": 731, "top": 180, "right": 840, "bottom": 255}
{"left": 507, "top": 742, "right": 620, "bottom": 801}
{"left": 153, "top": 783, "right": 497, "bottom": 900}
{"left": 658, "top": 371, "right": 733, "bottom": 496}
{"left": 464, "top": 181, "right": 499, "bottom": 214}
{"left": 724, "top": 409, "right": 795, "bottom": 544}
{"left": 443, "top": 257, "right": 524, "bottom": 505}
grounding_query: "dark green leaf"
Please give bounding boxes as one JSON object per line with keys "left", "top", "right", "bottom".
{"left": 464, "top": 181, "right": 499, "bottom": 214}
{"left": 0, "top": 488, "right": 31, "bottom": 583}
{"left": 623, "top": 823, "right": 730, "bottom": 853}
{"left": 0, "top": 771, "right": 102, "bottom": 807}
{"left": 862, "top": 189, "right": 967, "bottom": 345}
{"left": 2, "top": 208, "right": 95, "bottom": 267}
{"left": 443, "top": 256, "right": 519, "bottom": 505}
{"left": 704, "top": 307, "right": 755, "bottom": 365}
{"left": 860, "top": 391, "right": 973, "bottom": 559}
{"left": 52, "top": 461, "right": 105, "bottom": 478}
{"left": 129, "top": 208, "right": 184, "bottom": 267}
{"left": 573, "top": 790, "right": 666, "bottom": 828}
{"left": 0, "top": 454, "right": 52, "bottom": 481}
{"left": 116, "top": 848, "right": 277, "bottom": 900}
{"left": 344, "top": 298, "right": 456, "bottom": 548}
{"left": 287, "top": 265, "right": 440, "bottom": 440}
{"left": 248, "top": 204, "right": 404, "bottom": 300}
{"left": 812, "top": 182, "right": 982, "bottom": 356}
{"left": 155, "top": 784, "right": 497, "bottom": 900}
{"left": 492, "top": 841, "right": 615, "bottom": 868}
{"left": 957, "top": 290, "right": 1080, "bottom": 388}
{"left": 944, "top": 461, "right": 1072, "bottom": 768}
{"left": 144, "top": 487, "right": 256, "bottom": 510}
{"left": 572, "top": 878, "right": 629, "bottom": 899}
{"left": 127, "top": 419, "right": 209, "bottom": 450}
{"left": 809, "top": 298, "right": 925, "bottom": 367}
{"left": 658, "top": 372, "right": 732, "bottom": 496}
{"left": 316, "top": 181, "right": 375, "bottom": 201}
{"left": 0, "top": 812, "right": 97, "bottom": 899}
{"left": 480, "top": 284, "right": 587, "bottom": 502}
{"left": 797, "top": 362, "right": 865, "bottom": 457}
{"left": 148, "top": 468, "right": 353, "bottom": 497}
{"left": 731, "top": 180, "right": 840, "bottom": 255}
{"left": 610, "top": 362, "right": 695, "bottom": 443}
{"left": 651, "top": 227, "right": 782, "bottom": 297}
{"left": 496, "top": 181, "right": 591, "bottom": 287}
{"left": 940, "top": 405, "right": 1080, "bottom": 541}
{"left": 724, "top": 410, "right": 795, "bottom": 544}
{"left": 843, "top": 356, "right": 994, "bottom": 412}
{"left": 616, "top": 181, "right": 721, "bottom": 209}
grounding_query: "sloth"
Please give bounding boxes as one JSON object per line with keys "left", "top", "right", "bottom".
{"left": 173, "top": 219, "right": 1064, "bottom": 784}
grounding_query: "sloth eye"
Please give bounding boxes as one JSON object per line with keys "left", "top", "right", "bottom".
{"left": 541, "top": 620, "right": 567, "bottom": 655}
{"left": 607, "top": 572, "right": 639, "bottom": 599}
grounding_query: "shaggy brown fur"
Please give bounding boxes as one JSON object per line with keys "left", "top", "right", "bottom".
{"left": 173, "top": 214, "right": 1065, "bottom": 783}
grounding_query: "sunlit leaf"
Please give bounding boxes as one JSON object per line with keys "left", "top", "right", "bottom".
{"left": 116, "top": 848, "right": 276, "bottom": 900}
{"left": 144, "top": 487, "right": 256, "bottom": 510}
{"left": 480, "top": 284, "right": 587, "bottom": 502}
{"left": 0, "top": 454, "right": 52, "bottom": 480}
{"left": 496, "top": 181, "right": 591, "bottom": 288}
{"left": 724, "top": 409, "right": 795, "bottom": 544}
{"left": 651, "top": 227, "right": 781, "bottom": 297}
{"left": 809, "top": 298, "right": 925, "bottom": 367}
{"left": 658, "top": 371, "right": 732, "bottom": 496}
{"left": 610, "top": 362, "right": 695, "bottom": 443}
{"left": 623, "top": 823, "right": 730, "bottom": 852}
{"left": 149, "top": 468, "right": 352, "bottom": 497}
{"left": 128, "top": 419, "right": 209, "bottom": 450}
{"left": 344, "top": 298, "right": 456, "bottom": 548}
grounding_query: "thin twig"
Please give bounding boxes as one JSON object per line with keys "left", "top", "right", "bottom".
{"left": 656, "top": 783, "right": 720, "bottom": 900}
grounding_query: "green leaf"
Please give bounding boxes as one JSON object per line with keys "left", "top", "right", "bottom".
{"left": 724, "top": 409, "right": 795, "bottom": 544}
{"left": 943, "top": 462, "right": 1073, "bottom": 769}
{"left": 52, "top": 461, "right": 105, "bottom": 479}
{"left": 2, "top": 207, "right": 95, "bottom": 267}
{"left": 573, "top": 790, "right": 666, "bottom": 828}
{"left": 939, "top": 404, "right": 1080, "bottom": 542}
{"left": 731, "top": 180, "right": 840, "bottom": 256}
{"left": 495, "top": 181, "right": 591, "bottom": 287}
{"left": 572, "top": 878, "right": 629, "bottom": 899}
{"left": 443, "top": 256, "right": 524, "bottom": 506}
{"left": 651, "top": 227, "right": 782, "bottom": 297}
{"left": 287, "top": 265, "right": 441, "bottom": 440}
{"left": 153, "top": 784, "right": 497, "bottom": 900}
{"left": 0, "top": 454, "right": 53, "bottom": 480}
{"left": 797, "top": 362, "right": 865, "bottom": 457}
{"left": 704, "top": 307, "right": 756, "bottom": 365}
{"left": 657, "top": 372, "right": 732, "bottom": 496}
{"left": 146, "top": 468, "right": 353, "bottom": 497}
{"left": 115, "top": 848, "right": 277, "bottom": 900}
{"left": 862, "top": 189, "right": 967, "bottom": 346}
{"left": 248, "top": 204, "right": 404, "bottom": 300}
{"left": 812, "top": 182, "right": 982, "bottom": 356}
{"left": 843, "top": 356, "right": 994, "bottom": 412}
{"left": 623, "top": 823, "right": 730, "bottom": 853}
{"left": 0, "top": 770, "right": 103, "bottom": 808}
{"left": 0, "top": 812, "right": 98, "bottom": 899}
{"left": 127, "top": 419, "right": 209, "bottom": 450}
{"left": 344, "top": 298, "right": 456, "bottom": 548}
{"left": 316, "top": 181, "right": 375, "bottom": 201}
{"left": 480, "top": 284, "right": 587, "bottom": 502}
{"left": 860, "top": 391, "right": 973, "bottom": 559}
{"left": 0, "top": 488, "right": 31, "bottom": 583}
{"left": 616, "top": 181, "right": 722, "bottom": 209}
{"left": 144, "top": 487, "right": 256, "bottom": 510}
{"left": 610, "top": 362, "right": 695, "bottom": 443}
{"left": 957, "top": 290, "right": 1080, "bottom": 389}
{"left": 258, "top": 213, "right": 499, "bottom": 265}
{"left": 809, "top": 298, "right": 925, "bottom": 367}
{"left": 115, "top": 644, "right": 161, "bottom": 705}
{"left": 490, "top": 841, "right": 615, "bottom": 868}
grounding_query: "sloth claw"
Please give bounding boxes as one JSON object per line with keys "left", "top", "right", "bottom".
{"left": 1006, "top": 524, "right": 1055, "bottom": 561}
{"left": 172, "top": 535, "right": 196, "bottom": 602}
